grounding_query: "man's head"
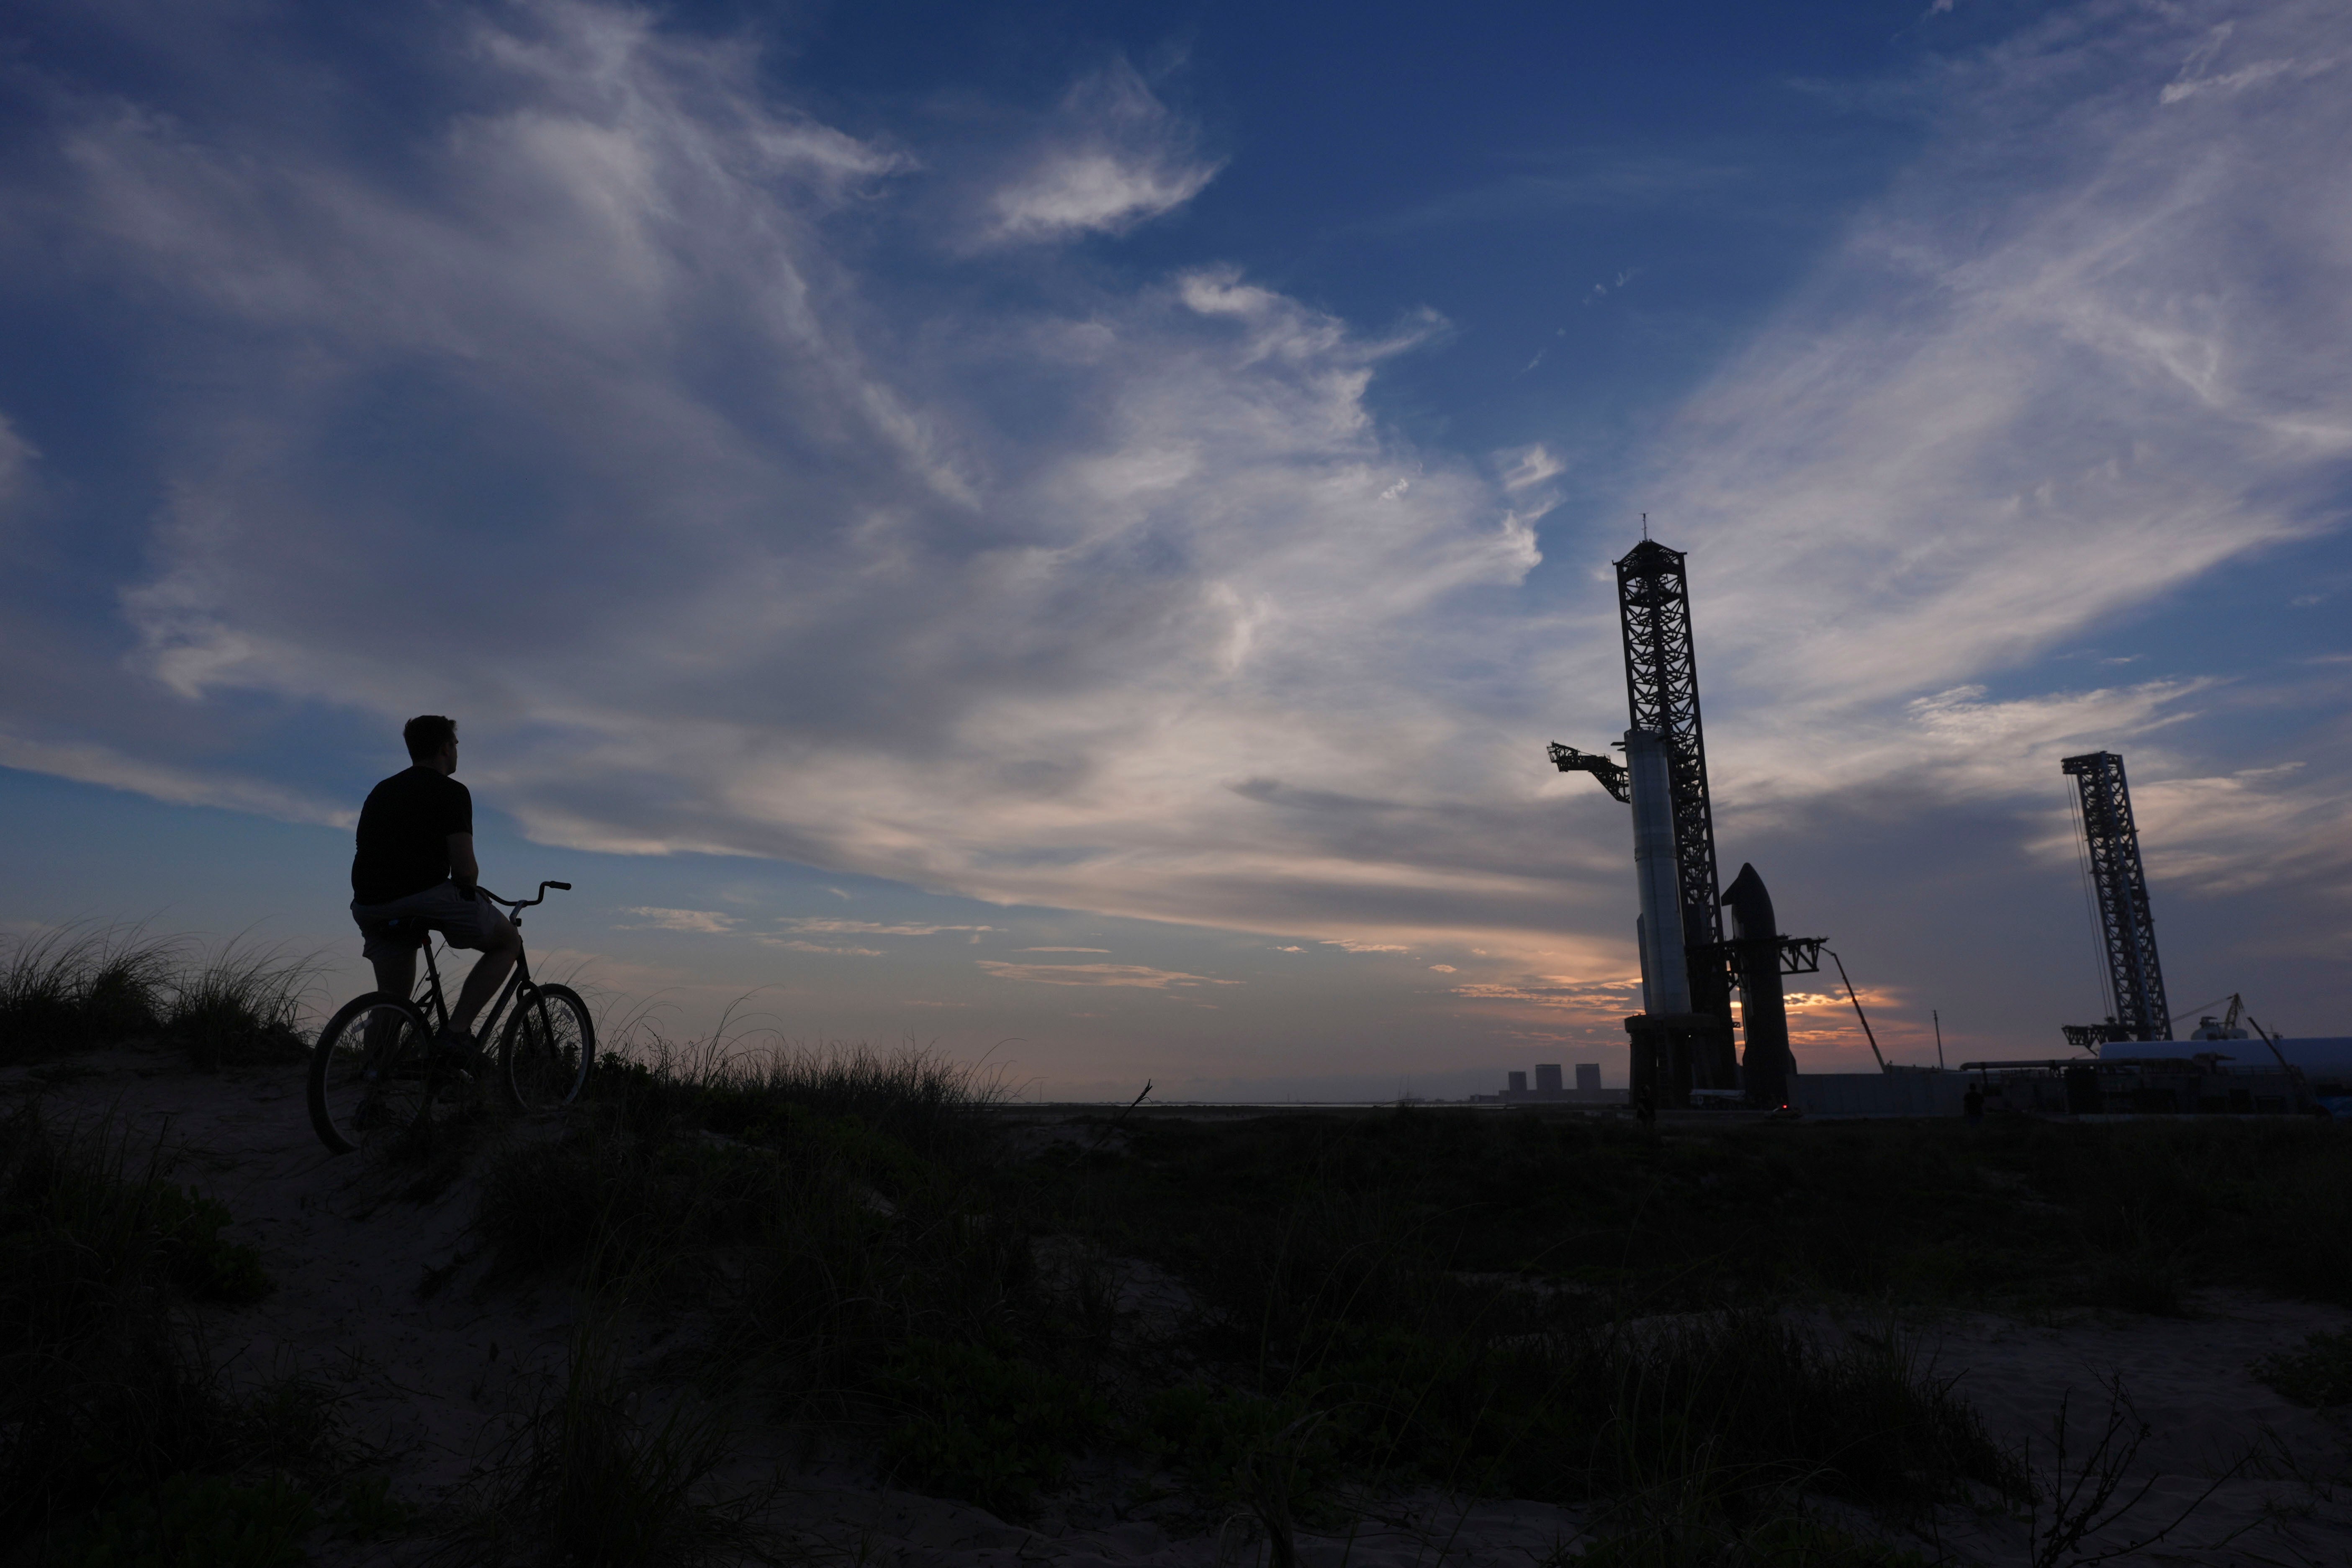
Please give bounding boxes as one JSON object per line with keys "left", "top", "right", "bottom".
{"left": 403, "top": 715, "right": 459, "bottom": 773}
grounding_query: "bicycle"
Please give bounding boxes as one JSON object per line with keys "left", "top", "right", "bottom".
{"left": 308, "top": 881, "right": 595, "bottom": 1154}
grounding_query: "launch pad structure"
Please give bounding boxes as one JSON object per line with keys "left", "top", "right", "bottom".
{"left": 1551, "top": 536, "right": 1822, "bottom": 1110}
{"left": 1550, "top": 536, "right": 2335, "bottom": 1116}
{"left": 2059, "top": 750, "right": 2171, "bottom": 1051}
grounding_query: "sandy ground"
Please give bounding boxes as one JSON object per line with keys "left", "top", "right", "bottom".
{"left": 9, "top": 1049, "right": 2352, "bottom": 1566}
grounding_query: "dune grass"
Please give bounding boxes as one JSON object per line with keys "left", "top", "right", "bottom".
{"left": 467, "top": 1049, "right": 2059, "bottom": 1543}
{"left": 0, "top": 1103, "right": 357, "bottom": 1558}
{"left": 451, "top": 1305, "right": 770, "bottom": 1568}
{"left": 0, "top": 924, "right": 322, "bottom": 1069}
{"left": 0, "top": 924, "right": 179, "bottom": 1061}
{"left": 162, "top": 938, "right": 319, "bottom": 1069}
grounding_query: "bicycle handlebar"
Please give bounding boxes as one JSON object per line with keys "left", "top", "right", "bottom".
{"left": 476, "top": 880, "right": 574, "bottom": 912}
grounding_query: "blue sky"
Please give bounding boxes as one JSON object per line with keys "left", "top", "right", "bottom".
{"left": 1, "top": 0, "right": 2346, "bottom": 1098}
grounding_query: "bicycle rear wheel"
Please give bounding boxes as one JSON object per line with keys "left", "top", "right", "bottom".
{"left": 501, "top": 982, "right": 595, "bottom": 1113}
{"left": 309, "top": 991, "right": 434, "bottom": 1154}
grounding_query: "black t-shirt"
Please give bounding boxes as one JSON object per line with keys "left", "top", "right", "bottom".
{"left": 350, "top": 766, "right": 474, "bottom": 905}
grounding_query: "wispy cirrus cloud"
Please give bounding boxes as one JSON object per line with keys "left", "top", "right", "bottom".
{"left": 0, "top": 0, "right": 2343, "bottom": 1062}
{"left": 620, "top": 907, "right": 738, "bottom": 933}
{"left": 979, "top": 60, "right": 1221, "bottom": 244}
{"left": 0, "top": 0, "right": 1555, "bottom": 955}
{"left": 777, "top": 919, "right": 992, "bottom": 937}
{"left": 976, "top": 961, "right": 1240, "bottom": 989}
{"left": 1645, "top": 0, "right": 2352, "bottom": 734}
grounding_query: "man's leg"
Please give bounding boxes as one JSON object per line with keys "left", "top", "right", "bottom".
{"left": 369, "top": 944, "right": 419, "bottom": 1002}
{"left": 448, "top": 908, "right": 521, "bottom": 1037}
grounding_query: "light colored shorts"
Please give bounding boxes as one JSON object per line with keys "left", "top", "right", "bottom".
{"left": 351, "top": 881, "right": 499, "bottom": 963}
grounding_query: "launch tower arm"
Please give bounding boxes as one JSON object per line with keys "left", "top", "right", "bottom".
{"left": 1548, "top": 742, "right": 1631, "bottom": 803}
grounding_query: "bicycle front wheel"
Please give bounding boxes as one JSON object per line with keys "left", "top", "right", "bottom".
{"left": 501, "top": 982, "right": 595, "bottom": 1113}
{"left": 309, "top": 991, "right": 434, "bottom": 1154}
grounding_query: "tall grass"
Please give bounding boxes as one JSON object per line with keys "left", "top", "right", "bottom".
{"left": 476, "top": 1038, "right": 1021, "bottom": 1375}
{"left": 470, "top": 1049, "right": 2025, "bottom": 1535}
{"left": 0, "top": 923, "right": 321, "bottom": 1067}
{"left": 164, "top": 938, "right": 320, "bottom": 1069}
{"left": 0, "top": 1103, "right": 343, "bottom": 1553}
{"left": 454, "top": 1306, "right": 768, "bottom": 1566}
{"left": 0, "top": 923, "right": 177, "bottom": 1059}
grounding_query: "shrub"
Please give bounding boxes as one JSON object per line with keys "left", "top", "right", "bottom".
{"left": 2252, "top": 1329, "right": 2352, "bottom": 1409}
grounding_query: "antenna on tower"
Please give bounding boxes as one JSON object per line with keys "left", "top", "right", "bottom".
{"left": 1641, "top": 512, "right": 1649, "bottom": 541}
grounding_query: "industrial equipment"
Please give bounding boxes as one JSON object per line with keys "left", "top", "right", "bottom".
{"left": 1722, "top": 864, "right": 1799, "bottom": 1107}
{"left": 1615, "top": 541, "right": 1736, "bottom": 1063}
{"left": 1549, "top": 533, "right": 1826, "bottom": 1108}
{"left": 1546, "top": 743, "right": 1628, "bottom": 802}
{"left": 2059, "top": 751, "right": 2172, "bottom": 1050}
{"left": 1825, "top": 948, "right": 1885, "bottom": 1074}
{"left": 2188, "top": 994, "right": 2248, "bottom": 1041}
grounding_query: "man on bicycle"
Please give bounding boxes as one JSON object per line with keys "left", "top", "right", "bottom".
{"left": 349, "top": 715, "right": 522, "bottom": 1063}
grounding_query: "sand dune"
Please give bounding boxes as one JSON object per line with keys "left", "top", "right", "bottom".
{"left": 10, "top": 1048, "right": 2351, "bottom": 1565}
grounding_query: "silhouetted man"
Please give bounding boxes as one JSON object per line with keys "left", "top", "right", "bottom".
{"left": 348, "top": 715, "right": 521, "bottom": 1062}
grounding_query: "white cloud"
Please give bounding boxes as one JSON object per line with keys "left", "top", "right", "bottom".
{"left": 1499, "top": 443, "right": 1566, "bottom": 492}
{"left": 976, "top": 960, "right": 1241, "bottom": 988}
{"left": 1324, "top": 940, "right": 1409, "bottom": 954}
{"left": 1022, "top": 946, "right": 1110, "bottom": 952}
{"left": 620, "top": 906, "right": 738, "bottom": 933}
{"left": 2027, "top": 761, "right": 2352, "bottom": 894}
{"left": 0, "top": 414, "right": 32, "bottom": 506}
{"left": 982, "top": 61, "right": 1221, "bottom": 244}
{"left": 0, "top": 730, "right": 351, "bottom": 827}
{"left": 1427, "top": 964, "right": 1458, "bottom": 973}
{"left": 1631, "top": 0, "right": 2352, "bottom": 821}
{"left": 763, "top": 939, "right": 886, "bottom": 957}
{"left": 0, "top": 0, "right": 2344, "bottom": 1004}
{"left": 0, "top": 1, "right": 1548, "bottom": 955}
{"left": 778, "top": 919, "right": 991, "bottom": 936}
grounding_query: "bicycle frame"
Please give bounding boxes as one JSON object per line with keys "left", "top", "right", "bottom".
{"left": 409, "top": 880, "right": 569, "bottom": 1045}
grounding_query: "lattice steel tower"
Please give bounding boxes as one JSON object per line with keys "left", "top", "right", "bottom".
{"left": 1615, "top": 540, "right": 1734, "bottom": 1042}
{"left": 2061, "top": 751, "right": 2170, "bottom": 1042}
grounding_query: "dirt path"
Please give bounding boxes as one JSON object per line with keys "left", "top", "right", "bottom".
{"left": 10, "top": 1051, "right": 2351, "bottom": 1566}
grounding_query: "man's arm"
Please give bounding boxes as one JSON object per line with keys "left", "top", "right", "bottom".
{"left": 447, "top": 832, "right": 480, "bottom": 890}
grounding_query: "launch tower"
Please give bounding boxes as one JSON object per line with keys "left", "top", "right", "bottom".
{"left": 2061, "top": 751, "right": 2171, "bottom": 1047}
{"left": 1614, "top": 541, "right": 1738, "bottom": 1084}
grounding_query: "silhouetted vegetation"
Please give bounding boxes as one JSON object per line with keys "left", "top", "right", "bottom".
{"left": 2254, "top": 1327, "right": 2352, "bottom": 1410}
{"left": 1064, "top": 1108, "right": 2352, "bottom": 1321}
{"left": 0, "top": 925, "right": 319, "bottom": 1069}
{"left": 481, "top": 1054, "right": 2207, "bottom": 1546}
{"left": 450, "top": 1308, "right": 770, "bottom": 1567}
{"left": 25, "top": 1021, "right": 2339, "bottom": 1559}
{"left": 0, "top": 1104, "right": 357, "bottom": 1559}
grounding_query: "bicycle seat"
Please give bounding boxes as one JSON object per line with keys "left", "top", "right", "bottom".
{"left": 361, "top": 915, "right": 428, "bottom": 951}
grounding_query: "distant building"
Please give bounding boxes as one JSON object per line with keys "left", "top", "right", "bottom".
{"left": 1491, "top": 1061, "right": 1625, "bottom": 1107}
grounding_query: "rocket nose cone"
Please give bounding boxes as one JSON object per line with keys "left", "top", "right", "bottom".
{"left": 1722, "top": 862, "right": 1777, "bottom": 937}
